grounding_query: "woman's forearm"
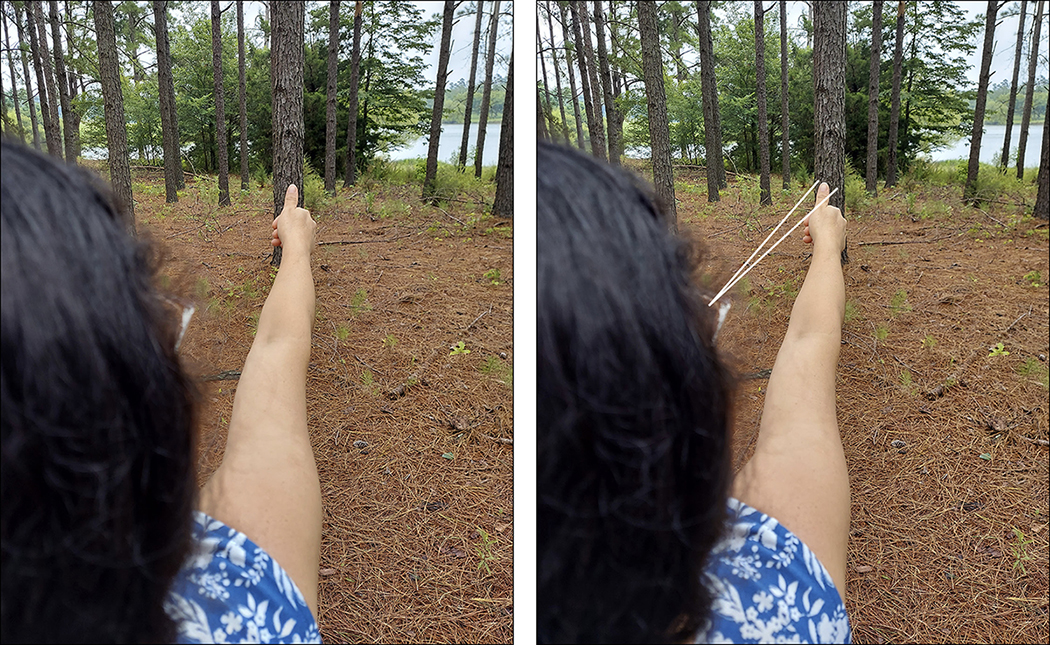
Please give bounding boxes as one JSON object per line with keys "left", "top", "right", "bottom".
{"left": 254, "top": 250, "right": 315, "bottom": 363}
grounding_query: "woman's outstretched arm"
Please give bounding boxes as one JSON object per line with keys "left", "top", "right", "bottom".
{"left": 199, "top": 185, "right": 321, "bottom": 616}
{"left": 731, "top": 182, "right": 850, "bottom": 595}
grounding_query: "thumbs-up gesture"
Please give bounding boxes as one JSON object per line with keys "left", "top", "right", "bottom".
{"left": 801, "top": 182, "right": 846, "bottom": 257}
{"left": 271, "top": 184, "right": 316, "bottom": 259}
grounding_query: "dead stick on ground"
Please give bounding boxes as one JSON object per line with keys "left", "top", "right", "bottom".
{"left": 1017, "top": 435, "right": 1050, "bottom": 447}
{"left": 317, "top": 233, "right": 413, "bottom": 246}
{"left": 466, "top": 305, "right": 493, "bottom": 331}
{"left": 481, "top": 433, "right": 513, "bottom": 445}
{"left": 200, "top": 370, "right": 241, "bottom": 381}
{"left": 388, "top": 347, "right": 439, "bottom": 399}
{"left": 1003, "top": 306, "right": 1032, "bottom": 334}
{"left": 435, "top": 206, "right": 466, "bottom": 227}
{"left": 858, "top": 235, "right": 954, "bottom": 246}
{"left": 354, "top": 354, "right": 383, "bottom": 375}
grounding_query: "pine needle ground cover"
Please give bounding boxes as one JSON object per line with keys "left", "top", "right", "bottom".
{"left": 130, "top": 165, "right": 513, "bottom": 643}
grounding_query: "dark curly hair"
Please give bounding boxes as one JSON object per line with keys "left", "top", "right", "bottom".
{"left": 537, "top": 142, "right": 734, "bottom": 643}
{"left": 1, "top": 141, "right": 198, "bottom": 642}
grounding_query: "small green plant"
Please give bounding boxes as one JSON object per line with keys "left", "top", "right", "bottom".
{"left": 875, "top": 325, "right": 889, "bottom": 341}
{"left": 1023, "top": 270, "right": 1042, "bottom": 287}
{"left": 350, "top": 288, "right": 372, "bottom": 315}
{"left": 301, "top": 160, "right": 328, "bottom": 212}
{"left": 361, "top": 369, "right": 374, "bottom": 393}
{"left": 899, "top": 369, "right": 913, "bottom": 390}
{"left": 844, "top": 300, "right": 861, "bottom": 323}
{"left": 1010, "top": 527, "right": 1035, "bottom": 575}
{"left": 450, "top": 341, "right": 471, "bottom": 356}
{"left": 247, "top": 312, "right": 260, "bottom": 337}
{"left": 336, "top": 325, "right": 350, "bottom": 342}
{"left": 484, "top": 268, "right": 502, "bottom": 285}
{"left": 475, "top": 527, "right": 497, "bottom": 575}
{"left": 889, "top": 289, "right": 911, "bottom": 316}
{"left": 922, "top": 334, "right": 937, "bottom": 350}
{"left": 383, "top": 334, "right": 398, "bottom": 348}
{"left": 480, "top": 355, "right": 513, "bottom": 387}
{"left": 1018, "top": 358, "right": 1049, "bottom": 388}
{"left": 194, "top": 277, "right": 211, "bottom": 300}
{"left": 988, "top": 342, "right": 1010, "bottom": 358}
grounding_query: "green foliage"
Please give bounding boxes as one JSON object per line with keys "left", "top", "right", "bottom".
{"left": 301, "top": 160, "right": 328, "bottom": 212}
{"left": 1023, "top": 271, "right": 1042, "bottom": 287}
{"left": 843, "top": 160, "right": 867, "bottom": 212}
{"left": 844, "top": 300, "right": 861, "bottom": 323}
{"left": 383, "top": 334, "right": 398, "bottom": 348}
{"left": 350, "top": 288, "right": 372, "bottom": 315}
{"left": 480, "top": 356, "right": 512, "bottom": 387}
{"left": 1017, "top": 358, "right": 1049, "bottom": 389}
{"left": 336, "top": 325, "right": 350, "bottom": 342}
{"left": 875, "top": 325, "right": 889, "bottom": 342}
{"left": 484, "top": 268, "right": 501, "bottom": 285}
{"left": 988, "top": 342, "right": 1010, "bottom": 358}
{"left": 450, "top": 341, "right": 470, "bottom": 356}
{"left": 922, "top": 334, "right": 937, "bottom": 350}
{"left": 475, "top": 527, "right": 497, "bottom": 575}
{"left": 1010, "top": 527, "right": 1035, "bottom": 575}
{"left": 889, "top": 289, "right": 911, "bottom": 316}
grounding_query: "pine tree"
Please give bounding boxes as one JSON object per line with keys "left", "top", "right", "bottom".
{"left": 154, "top": 0, "right": 185, "bottom": 202}
{"left": 963, "top": 0, "right": 998, "bottom": 204}
{"left": 754, "top": 1, "right": 772, "bottom": 205}
{"left": 324, "top": 0, "right": 340, "bottom": 194}
{"left": 423, "top": 1, "right": 455, "bottom": 202}
{"left": 493, "top": 50, "right": 513, "bottom": 218}
{"left": 474, "top": 0, "right": 501, "bottom": 178}
{"left": 865, "top": 0, "right": 883, "bottom": 194}
{"left": 459, "top": 1, "right": 485, "bottom": 169}
{"left": 343, "top": 0, "right": 362, "bottom": 187}
{"left": 271, "top": 0, "right": 305, "bottom": 266}
{"left": 212, "top": 0, "right": 230, "bottom": 207}
{"left": 93, "top": 0, "right": 134, "bottom": 230}
{"left": 638, "top": 0, "right": 676, "bottom": 228}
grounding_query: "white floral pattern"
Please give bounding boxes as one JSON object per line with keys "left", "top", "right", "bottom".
{"left": 695, "top": 498, "right": 851, "bottom": 644}
{"left": 164, "top": 511, "right": 321, "bottom": 644}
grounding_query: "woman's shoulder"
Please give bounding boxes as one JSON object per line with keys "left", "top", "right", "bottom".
{"left": 695, "top": 498, "right": 851, "bottom": 644}
{"left": 164, "top": 511, "right": 321, "bottom": 644}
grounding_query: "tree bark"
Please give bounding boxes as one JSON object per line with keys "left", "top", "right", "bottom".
{"left": 474, "top": 0, "right": 500, "bottom": 178}
{"left": 779, "top": 0, "right": 790, "bottom": 190}
{"left": 1034, "top": 97, "right": 1048, "bottom": 218}
{"left": 577, "top": 1, "right": 606, "bottom": 160}
{"left": 493, "top": 49, "right": 513, "bottom": 218}
{"left": 537, "top": 89, "right": 549, "bottom": 140}
{"left": 1016, "top": 0, "right": 1043, "bottom": 180}
{"left": 49, "top": 0, "right": 73, "bottom": 161}
{"left": 459, "top": 0, "right": 485, "bottom": 169}
{"left": 568, "top": 0, "right": 598, "bottom": 156}
{"left": 93, "top": 0, "right": 134, "bottom": 230}
{"left": 638, "top": 0, "right": 676, "bottom": 228}
{"left": 1001, "top": 0, "right": 1027, "bottom": 170}
{"left": 813, "top": 0, "right": 846, "bottom": 244}
{"left": 755, "top": 1, "right": 772, "bottom": 205}
{"left": 546, "top": 1, "right": 570, "bottom": 145}
{"left": 212, "top": 0, "right": 230, "bottom": 206}
{"left": 324, "top": 0, "right": 340, "bottom": 194}
{"left": 4, "top": 4, "right": 25, "bottom": 143}
{"left": 559, "top": 1, "right": 585, "bottom": 149}
{"left": 865, "top": 0, "right": 883, "bottom": 194}
{"left": 963, "top": 0, "right": 998, "bottom": 204}
{"left": 423, "top": 0, "right": 454, "bottom": 202}
{"left": 154, "top": 0, "right": 184, "bottom": 202}
{"left": 696, "top": 0, "right": 725, "bottom": 200}
{"left": 271, "top": 0, "right": 305, "bottom": 266}
{"left": 593, "top": 0, "right": 620, "bottom": 165}
{"left": 343, "top": 0, "right": 362, "bottom": 187}
{"left": 29, "top": 1, "right": 60, "bottom": 157}
{"left": 64, "top": 0, "right": 80, "bottom": 160}
{"left": 238, "top": 0, "right": 248, "bottom": 190}
{"left": 885, "top": 0, "right": 905, "bottom": 188}
{"left": 15, "top": 2, "right": 41, "bottom": 150}
{"left": 537, "top": 28, "right": 554, "bottom": 139}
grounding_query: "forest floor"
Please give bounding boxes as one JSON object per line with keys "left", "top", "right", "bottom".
{"left": 131, "top": 166, "right": 514, "bottom": 644}
{"left": 657, "top": 161, "right": 1049, "bottom": 645}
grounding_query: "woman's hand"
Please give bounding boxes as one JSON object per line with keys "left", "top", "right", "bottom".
{"left": 271, "top": 184, "right": 316, "bottom": 258}
{"left": 801, "top": 182, "right": 846, "bottom": 255}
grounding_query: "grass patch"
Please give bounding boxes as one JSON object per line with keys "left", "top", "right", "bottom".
{"left": 1018, "top": 358, "right": 1049, "bottom": 389}
{"left": 844, "top": 300, "right": 861, "bottom": 324}
{"left": 889, "top": 289, "right": 911, "bottom": 316}
{"left": 349, "top": 288, "right": 371, "bottom": 315}
{"left": 480, "top": 355, "right": 513, "bottom": 387}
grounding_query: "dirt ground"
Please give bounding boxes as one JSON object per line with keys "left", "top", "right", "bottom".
{"left": 664, "top": 164, "right": 1049, "bottom": 644}
{"left": 132, "top": 168, "right": 513, "bottom": 643}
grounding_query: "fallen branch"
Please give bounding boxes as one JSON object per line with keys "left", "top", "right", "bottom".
{"left": 200, "top": 370, "right": 241, "bottom": 382}
{"left": 354, "top": 354, "right": 383, "bottom": 375}
{"left": 858, "top": 234, "right": 954, "bottom": 246}
{"left": 388, "top": 347, "right": 439, "bottom": 399}
{"left": 1003, "top": 306, "right": 1032, "bottom": 334}
{"left": 481, "top": 433, "right": 513, "bottom": 445}
{"left": 435, "top": 205, "right": 467, "bottom": 227}
{"left": 1017, "top": 435, "right": 1050, "bottom": 447}
{"left": 465, "top": 305, "right": 493, "bottom": 331}
{"left": 317, "top": 233, "right": 414, "bottom": 246}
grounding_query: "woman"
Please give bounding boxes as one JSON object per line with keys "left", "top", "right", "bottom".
{"left": 537, "top": 142, "right": 852, "bottom": 643}
{"left": 1, "top": 140, "right": 322, "bottom": 643}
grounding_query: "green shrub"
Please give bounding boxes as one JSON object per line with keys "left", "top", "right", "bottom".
{"left": 301, "top": 160, "right": 328, "bottom": 212}
{"left": 843, "top": 159, "right": 868, "bottom": 212}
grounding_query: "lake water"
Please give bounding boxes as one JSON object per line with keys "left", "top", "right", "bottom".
{"left": 387, "top": 122, "right": 502, "bottom": 167}
{"left": 930, "top": 124, "right": 1044, "bottom": 168}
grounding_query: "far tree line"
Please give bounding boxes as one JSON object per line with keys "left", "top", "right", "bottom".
{"left": 537, "top": 1, "right": 1048, "bottom": 221}
{"left": 0, "top": 0, "right": 514, "bottom": 247}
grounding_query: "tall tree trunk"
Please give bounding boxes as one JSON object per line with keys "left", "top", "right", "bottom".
{"left": 154, "top": 0, "right": 184, "bottom": 202}
{"left": 638, "top": 0, "right": 676, "bottom": 228}
{"left": 813, "top": 0, "right": 847, "bottom": 265}
{"left": 493, "top": 48, "right": 513, "bottom": 218}
{"left": 324, "top": 0, "right": 340, "bottom": 194}
{"left": 559, "top": 1, "right": 585, "bottom": 149}
{"left": 28, "top": 1, "right": 59, "bottom": 156}
{"left": 608, "top": 1, "right": 627, "bottom": 163}
{"left": 474, "top": 0, "right": 500, "bottom": 178}
{"left": 423, "top": 1, "right": 454, "bottom": 201}
{"left": 1016, "top": 0, "right": 1043, "bottom": 180}
{"left": 212, "top": 0, "right": 230, "bottom": 206}
{"left": 568, "top": 0, "right": 598, "bottom": 156}
{"left": 593, "top": 0, "right": 620, "bottom": 165}
{"left": 4, "top": 4, "right": 25, "bottom": 143}
{"left": 343, "top": 0, "right": 362, "bottom": 187}
{"left": 93, "top": 0, "right": 134, "bottom": 230}
{"left": 537, "top": 89, "right": 549, "bottom": 140}
{"left": 238, "top": 0, "right": 248, "bottom": 190}
{"left": 696, "top": 0, "right": 725, "bottom": 200}
{"left": 459, "top": 0, "right": 485, "bottom": 169}
{"left": 885, "top": 0, "right": 905, "bottom": 188}
{"left": 49, "top": 0, "right": 73, "bottom": 161}
{"left": 537, "top": 28, "right": 554, "bottom": 138}
{"left": 546, "top": 1, "right": 569, "bottom": 145}
{"left": 1034, "top": 98, "right": 1048, "bottom": 218}
{"left": 963, "top": 0, "right": 998, "bottom": 204}
{"left": 779, "top": 0, "right": 790, "bottom": 190}
{"left": 865, "top": 0, "right": 883, "bottom": 194}
{"left": 1001, "top": 0, "right": 1027, "bottom": 170}
{"left": 755, "top": 1, "right": 771, "bottom": 205}
{"left": 65, "top": 0, "right": 81, "bottom": 159}
{"left": 15, "top": 2, "right": 41, "bottom": 150}
{"left": 271, "top": 0, "right": 305, "bottom": 266}
{"left": 0, "top": 21, "right": 8, "bottom": 135}
{"left": 577, "top": 1, "right": 606, "bottom": 160}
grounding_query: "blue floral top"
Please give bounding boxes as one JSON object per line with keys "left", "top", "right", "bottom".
{"left": 696, "top": 498, "right": 852, "bottom": 644}
{"left": 164, "top": 511, "right": 321, "bottom": 644}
